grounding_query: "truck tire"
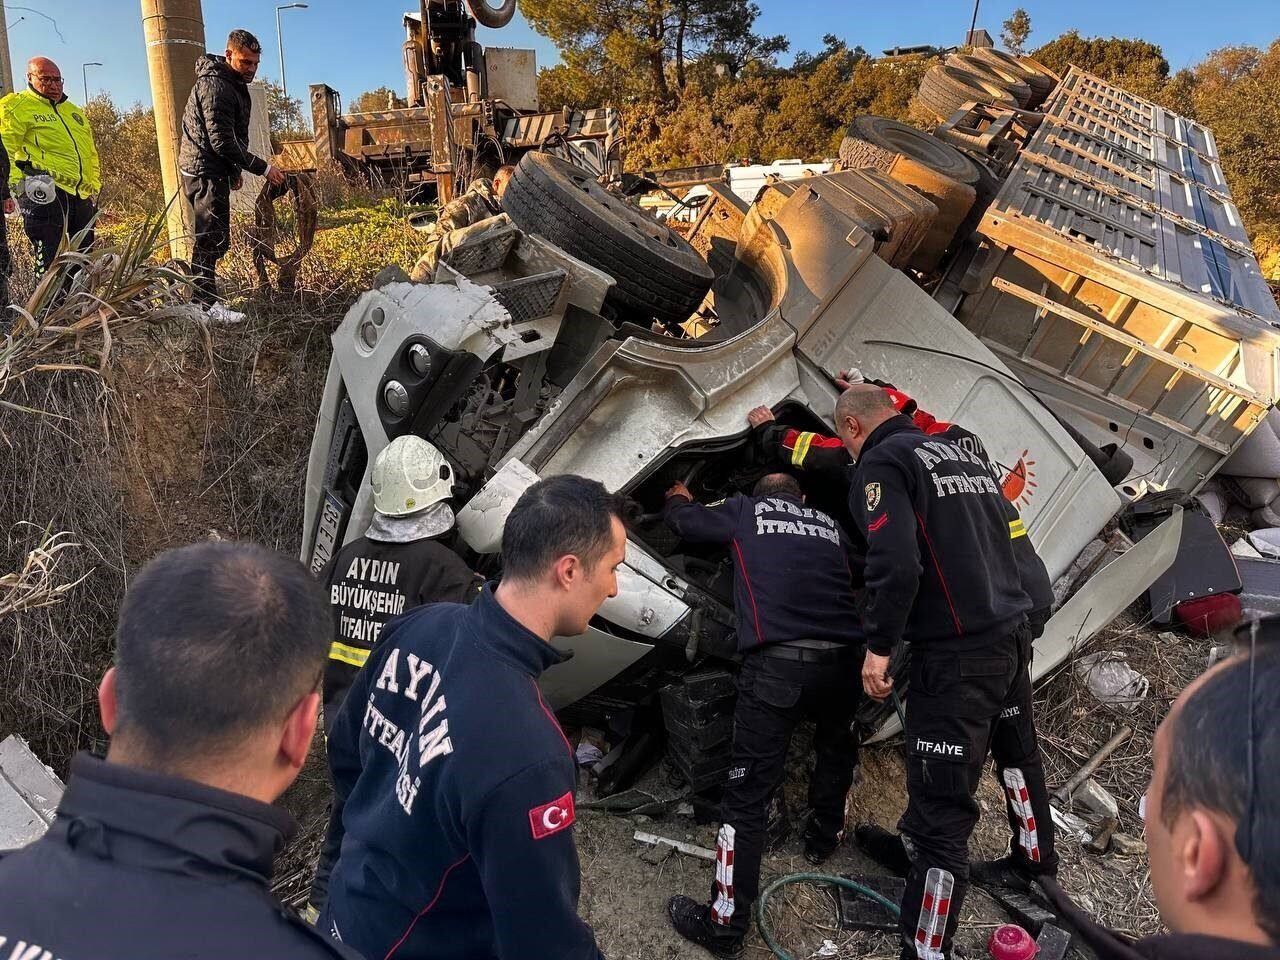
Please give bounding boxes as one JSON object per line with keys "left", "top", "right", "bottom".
{"left": 1014, "top": 54, "right": 1060, "bottom": 104}
{"left": 838, "top": 115, "right": 983, "bottom": 189}
{"left": 915, "top": 64, "right": 1019, "bottom": 121}
{"left": 971, "top": 47, "right": 1055, "bottom": 107}
{"left": 946, "top": 54, "right": 1032, "bottom": 107}
{"left": 502, "top": 152, "right": 714, "bottom": 325}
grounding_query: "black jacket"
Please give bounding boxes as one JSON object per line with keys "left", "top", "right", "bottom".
{"left": 663, "top": 491, "right": 862, "bottom": 652}
{"left": 178, "top": 54, "right": 268, "bottom": 179}
{"left": 849, "top": 415, "right": 1031, "bottom": 656}
{"left": 320, "top": 533, "right": 483, "bottom": 731}
{"left": 761, "top": 421, "right": 1052, "bottom": 637}
{"left": 1040, "top": 877, "right": 1280, "bottom": 960}
{"left": 0, "top": 753, "right": 359, "bottom": 960}
{"left": 323, "top": 586, "right": 603, "bottom": 960}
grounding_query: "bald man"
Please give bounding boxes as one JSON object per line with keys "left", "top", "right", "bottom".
{"left": 833, "top": 384, "right": 1054, "bottom": 960}
{"left": 1, "top": 57, "right": 100, "bottom": 275}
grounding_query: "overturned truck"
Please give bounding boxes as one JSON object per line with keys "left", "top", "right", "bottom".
{"left": 302, "top": 65, "right": 1276, "bottom": 760}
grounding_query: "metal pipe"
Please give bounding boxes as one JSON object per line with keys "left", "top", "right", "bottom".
{"left": 141, "top": 0, "right": 206, "bottom": 260}
{"left": 276, "top": 3, "right": 308, "bottom": 111}
{"left": 967, "top": 0, "right": 980, "bottom": 47}
{"left": 1053, "top": 725, "right": 1133, "bottom": 804}
{"left": 82, "top": 62, "right": 103, "bottom": 104}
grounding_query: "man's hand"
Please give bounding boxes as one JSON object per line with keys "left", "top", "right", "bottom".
{"left": 231, "top": 172, "right": 244, "bottom": 191}
{"left": 2, "top": 198, "right": 13, "bottom": 215}
{"left": 861, "top": 650, "right": 893, "bottom": 701}
{"left": 665, "top": 481, "right": 693, "bottom": 502}
{"left": 747, "top": 405, "right": 776, "bottom": 428}
{"left": 265, "top": 164, "right": 286, "bottom": 187}
{"left": 834, "top": 369, "right": 864, "bottom": 391}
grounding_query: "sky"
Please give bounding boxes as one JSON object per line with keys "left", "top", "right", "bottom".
{"left": 10, "top": 0, "right": 1279, "bottom": 109}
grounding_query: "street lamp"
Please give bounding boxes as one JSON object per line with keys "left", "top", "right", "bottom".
{"left": 276, "top": 2, "right": 308, "bottom": 109}
{"left": 82, "top": 61, "right": 102, "bottom": 104}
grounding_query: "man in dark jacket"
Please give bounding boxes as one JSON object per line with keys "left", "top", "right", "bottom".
{"left": 304, "top": 434, "right": 483, "bottom": 920}
{"left": 178, "top": 29, "right": 284, "bottom": 321}
{"left": 834, "top": 384, "right": 1055, "bottom": 960}
{"left": 663, "top": 472, "right": 863, "bottom": 959}
{"left": 0, "top": 541, "right": 360, "bottom": 960}
{"left": 321, "top": 475, "right": 620, "bottom": 960}
{"left": 1039, "top": 630, "right": 1280, "bottom": 960}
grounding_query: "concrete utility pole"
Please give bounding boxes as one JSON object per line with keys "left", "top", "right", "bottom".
{"left": 141, "top": 0, "right": 206, "bottom": 260}
{"left": 0, "top": 4, "right": 14, "bottom": 95}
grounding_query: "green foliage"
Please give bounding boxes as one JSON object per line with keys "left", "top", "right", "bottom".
{"left": 1001, "top": 8, "right": 1032, "bottom": 56}
{"left": 83, "top": 96, "right": 165, "bottom": 220}
{"left": 261, "top": 79, "right": 307, "bottom": 146}
{"left": 350, "top": 86, "right": 407, "bottom": 113}
{"left": 1175, "top": 42, "right": 1280, "bottom": 244}
{"left": 1032, "top": 30, "right": 1170, "bottom": 99}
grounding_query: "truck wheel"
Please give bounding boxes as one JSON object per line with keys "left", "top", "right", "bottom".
{"left": 502, "top": 152, "right": 714, "bottom": 325}
{"left": 946, "top": 53, "right": 1033, "bottom": 107}
{"left": 971, "top": 47, "right": 1055, "bottom": 107}
{"left": 915, "top": 64, "right": 1019, "bottom": 121}
{"left": 838, "top": 115, "right": 983, "bottom": 189}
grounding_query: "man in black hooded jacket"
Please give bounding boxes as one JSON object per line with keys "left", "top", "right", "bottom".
{"left": 178, "top": 29, "right": 285, "bottom": 319}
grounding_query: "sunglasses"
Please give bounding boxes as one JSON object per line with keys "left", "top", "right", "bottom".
{"left": 32, "top": 75, "right": 64, "bottom": 83}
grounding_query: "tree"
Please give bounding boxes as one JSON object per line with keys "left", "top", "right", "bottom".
{"left": 1001, "top": 8, "right": 1032, "bottom": 56}
{"left": 350, "top": 86, "right": 406, "bottom": 113}
{"left": 1032, "top": 31, "right": 1169, "bottom": 99}
{"left": 261, "top": 79, "right": 307, "bottom": 147}
{"left": 521, "top": 0, "right": 784, "bottom": 102}
{"left": 83, "top": 95, "right": 164, "bottom": 217}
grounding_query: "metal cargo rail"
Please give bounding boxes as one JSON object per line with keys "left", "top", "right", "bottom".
{"left": 955, "top": 66, "right": 1280, "bottom": 493}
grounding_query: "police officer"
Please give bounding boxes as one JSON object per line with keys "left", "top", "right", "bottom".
{"left": 2, "top": 57, "right": 100, "bottom": 277}
{"left": 321, "top": 475, "right": 620, "bottom": 960}
{"left": 663, "top": 472, "right": 863, "bottom": 959}
{"left": 319, "top": 434, "right": 482, "bottom": 730}
{"left": 0, "top": 542, "right": 361, "bottom": 960}
{"left": 306, "top": 434, "right": 483, "bottom": 920}
{"left": 832, "top": 384, "right": 1057, "bottom": 960}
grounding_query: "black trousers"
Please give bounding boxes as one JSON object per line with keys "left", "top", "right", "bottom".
{"left": 182, "top": 174, "right": 232, "bottom": 305}
{"left": 20, "top": 188, "right": 95, "bottom": 276}
{"left": 707, "top": 648, "right": 861, "bottom": 940}
{"left": 898, "top": 623, "right": 1057, "bottom": 960}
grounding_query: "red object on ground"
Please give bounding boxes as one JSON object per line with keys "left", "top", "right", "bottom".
{"left": 1174, "top": 592, "right": 1242, "bottom": 637}
{"left": 988, "top": 923, "right": 1038, "bottom": 960}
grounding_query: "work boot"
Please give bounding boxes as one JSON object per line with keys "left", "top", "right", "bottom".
{"left": 968, "top": 854, "right": 1041, "bottom": 892}
{"left": 853, "top": 823, "right": 911, "bottom": 877}
{"left": 666, "top": 895, "right": 745, "bottom": 959}
{"left": 802, "top": 816, "right": 841, "bottom": 865}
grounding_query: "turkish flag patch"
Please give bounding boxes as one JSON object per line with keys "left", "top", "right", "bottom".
{"left": 529, "top": 791, "right": 576, "bottom": 840}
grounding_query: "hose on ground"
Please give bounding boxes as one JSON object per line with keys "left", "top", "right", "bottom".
{"left": 754, "top": 872, "right": 901, "bottom": 960}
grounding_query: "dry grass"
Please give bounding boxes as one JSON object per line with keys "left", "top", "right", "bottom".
{"left": 0, "top": 525, "right": 91, "bottom": 617}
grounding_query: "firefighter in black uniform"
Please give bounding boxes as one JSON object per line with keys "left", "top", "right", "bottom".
{"left": 749, "top": 382, "right": 1054, "bottom": 636}
{"left": 0, "top": 542, "right": 361, "bottom": 960}
{"left": 664, "top": 472, "right": 863, "bottom": 959}
{"left": 306, "top": 433, "right": 483, "bottom": 920}
{"left": 831, "top": 383, "right": 1057, "bottom": 960}
{"left": 319, "top": 434, "right": 483, "bottom": 729}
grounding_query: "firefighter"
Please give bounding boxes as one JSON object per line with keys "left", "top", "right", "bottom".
{"left": 318, "top": 434, "right": 482, "bottom": 728}
{"left": 749, "top": 387, "right": 1053, "bottom": 637}
{"left": 306, "top": 433, "right": 482, "bottom": 920}
{"left": 663, "top": 472, "right": 863, "bottom": 959}
{"left": 2, "top": 57, "right": 100, "bottom": 278}
{"left": 832, "top": 383, "right": 1057, "bottom": 960}
{"left": 320, "top": 475, "right": 620, "bottom": 960}
{"left": 0, "top": 542, "right": 360, "bottom": 960}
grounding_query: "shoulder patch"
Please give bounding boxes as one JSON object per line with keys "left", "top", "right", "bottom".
{"left": 864, "top": 482, "right": 881, "bottom": 511}
{"left": 529, "top": 790, "right": 576, "bottom": 840}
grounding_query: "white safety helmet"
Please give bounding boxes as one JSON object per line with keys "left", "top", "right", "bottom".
{"left": 371, "top": 435, "right": 454, "bottom": 516}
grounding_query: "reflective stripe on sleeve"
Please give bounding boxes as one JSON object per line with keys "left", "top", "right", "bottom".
{"left": 1009, "top": 519, "right": 1027, "bottom": 540}
{"left": 329, "top": 640, "right": 370, "bottom": 667}
{"left": 791, "top": 431, "right": 815, "bottom": 466}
